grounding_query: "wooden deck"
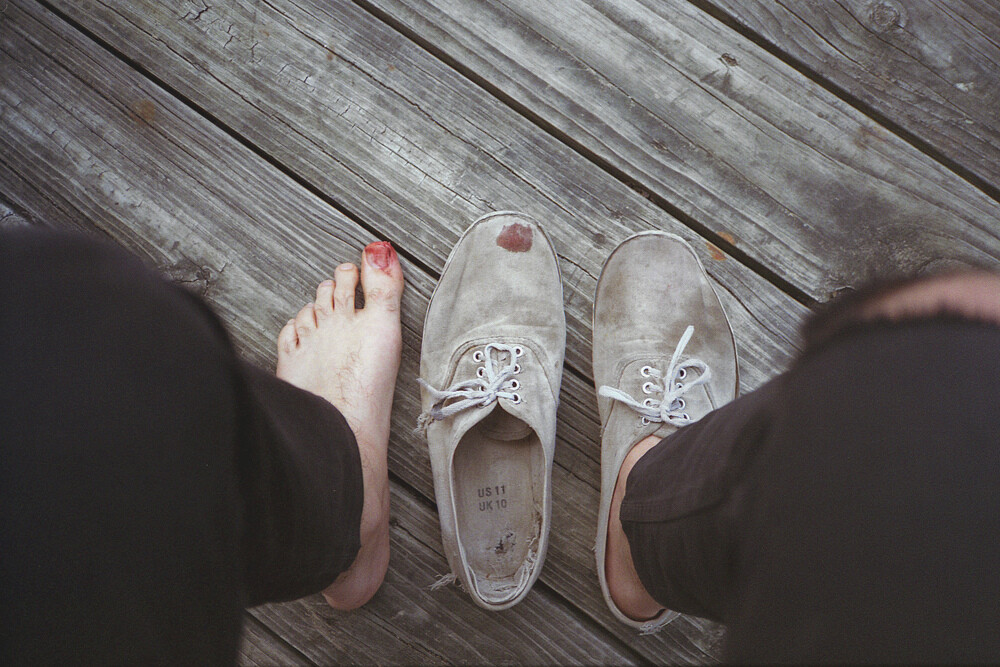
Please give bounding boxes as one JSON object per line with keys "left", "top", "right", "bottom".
{"left": 2, "top": 0, "right": 999, "bottom": 663}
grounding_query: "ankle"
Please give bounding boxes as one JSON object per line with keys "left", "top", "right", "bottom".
{"left": 605, "top": 434, "right": 664, "bottom": 620}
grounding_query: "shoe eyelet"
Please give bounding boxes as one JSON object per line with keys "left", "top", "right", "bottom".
{"left": 677, "top": 368, "right": 687, "bottom": 380}
{"left": 675, "top": 382, "right": 684, "bottom": 390}
{"left": 508, "top": 379, "right": 520, "bottom": 391}
{"left": 476, "top": 367, "right": 486, "bottom": 378}
{"left": 513, "top": 364, "right": 521, "bottom": 374}
{"left": 640, "top": 417, "right": 651, "bottom": 425}
{"left": 682, "top": 412, "right": 690, "bottom": 420}
{"left": 513, "top": 346, "right": 524, "bottom": 357}
{"left": 642, "top": 398, "right": 654, "bottom": 408}
{"left": 640, "top": 365, "right": 652, "bottom": 377}
{"left": 677, "top": 398, "right": 685, "bottom": 409}
{"left": 642, "top": 381, "right": 655, "bottom": 394}
{"left": 472, "top": 350, "right": 484, "bottom": 362}
{"left": 511, "top": 393, "right": 522, "bottom": 404}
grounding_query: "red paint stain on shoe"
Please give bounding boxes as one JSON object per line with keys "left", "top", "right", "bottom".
{"left": 365, "top": 241, "right": 396, "bottom": 273}
{"left": 706, "top": 242, "right": 725, "bottom": 260}
{"left": 496, "top": 223, "right": 533, "bottom": 252}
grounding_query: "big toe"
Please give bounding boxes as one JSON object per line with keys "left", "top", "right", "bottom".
{"left": 361, "top": 241, "right": 404, "bottom": 313}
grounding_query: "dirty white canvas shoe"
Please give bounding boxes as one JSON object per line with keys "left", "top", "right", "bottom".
{"left": 417, "top": 212, "right": 565, "bottom": 610}
{"left": 593, "top": 231, "right": 738, "bottom": 632}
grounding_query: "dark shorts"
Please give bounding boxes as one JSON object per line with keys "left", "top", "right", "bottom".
{"left": 1, "top": 229, "right": 364, "bottom": 664}
{"left": 622, "top": 317, "right": 1000, "bottom": 662}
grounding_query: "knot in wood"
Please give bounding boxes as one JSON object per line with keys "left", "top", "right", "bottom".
{"left": 869, "top": 1, "right": 902, "bottom": 32}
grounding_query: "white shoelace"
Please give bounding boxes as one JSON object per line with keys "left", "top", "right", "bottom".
{"left": 598, "top": 325, "right": 710, "bottom": 427}
{"left": 416, "top": 343, "right": 523, "bottom": 433}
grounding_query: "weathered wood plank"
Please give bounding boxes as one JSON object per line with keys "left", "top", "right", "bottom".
{"left": 703, "top": 0, "right": 1000, "bottom": 193}
{"left": 0, "top": 198, "right": 31, "bottom": 229}
{"left": 355, "top": 0, "right": 1000, "bottom": 295}
{"left": 239, "top": 615, "right": 312, "bottom": 666}
{"left": 250, "top": 485, "right": 643, "bottom": 666}
{"left": 39, "top": 0, "right": 807, "bottom": 388}
{"left": 1, "top": 0, "right": 802, "bottom": 660}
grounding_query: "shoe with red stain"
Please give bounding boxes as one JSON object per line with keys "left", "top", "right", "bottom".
{"left": 417, "top": 212, "right": 565, "bottom": 611}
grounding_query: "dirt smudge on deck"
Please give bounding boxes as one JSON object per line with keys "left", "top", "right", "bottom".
{"left": 718, "top": 231, "right": 735, "bottom": 245}
{"left": 706, "top": 242, "right": 725, "bottom": 260}
{"left": 497, "top": 223, "right": 532, "bottom": 252}
{"left": 132, "top": 99, "right": 156, "bottom": 125}
{"left": 854, "top": 125, "right": 887, "bottom": 149}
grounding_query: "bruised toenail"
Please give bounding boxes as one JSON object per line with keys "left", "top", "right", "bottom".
{"left": 365, "top": 241, "right": 396, "bottom": 273}
{"left": 496, "top": 223, "right": 532, "bottom": 252}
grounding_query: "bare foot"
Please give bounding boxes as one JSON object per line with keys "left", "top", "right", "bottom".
{"left": 276, "top": 241, "right": 404, "bottom": 610}
{"left": 606, "top": 435, "right": 666, "bottom": 621}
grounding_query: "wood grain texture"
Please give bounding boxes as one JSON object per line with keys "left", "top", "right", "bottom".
{"left": 238, "top": 615, "right": 311, "bottom": 666}
{"left": 704, "top": 0, "right": 1000, "bottom": 192}
{"left": 2, "top": 1, "right": 773, "bottom": 660}
{"left": 356, "top": 0, "right": 1000, "bottom": 296}
{"left": 38, "top": 0, "right": 807, "bottom": 387}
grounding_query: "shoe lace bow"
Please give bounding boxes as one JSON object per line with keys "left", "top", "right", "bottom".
{"left": 416, "top": 343, "right": 523, "bottom": 433}
{"left": 598, "top": 326, "right": 710, "bottom": 427}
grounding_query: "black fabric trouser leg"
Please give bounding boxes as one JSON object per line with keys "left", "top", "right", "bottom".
{"left": 1, "top": 229, "right": 364, "bottom": 664}
{"left": 622, "top": 318, "right": 1000, "bottom": 663}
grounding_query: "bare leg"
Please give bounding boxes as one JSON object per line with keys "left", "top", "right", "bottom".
{"left": 275, "top": 241, "right": 403, "bottom": 610}
{"left": 858, "top": 270, "right": 1000, "bottom": 325}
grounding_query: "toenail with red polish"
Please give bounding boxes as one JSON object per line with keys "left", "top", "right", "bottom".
{"left": 365, "top": 241, "right": 396, "bottom": 272}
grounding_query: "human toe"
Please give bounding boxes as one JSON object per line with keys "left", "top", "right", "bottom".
{"left": 315, "top": 280, "right": 335, "bottom": 319}
{"left": 361, "top": 241, "right": 404, "bottom": 312}
{"left": 294, "top": 303, "right": 317, "bottom": 337}
{"left": 334, "top": 263, "right": 359, "bottom": 312}
{"left": 278, "top": 318, "right": 298, "bottom": 353}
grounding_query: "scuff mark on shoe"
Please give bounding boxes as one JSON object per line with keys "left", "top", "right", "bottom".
{"left": 494, "top": 530, "right": 516, "bottom": 555}
{"left": 496, "top": 223, "right": 532, "bottom": 252}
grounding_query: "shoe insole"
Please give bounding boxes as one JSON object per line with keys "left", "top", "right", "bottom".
{"left": 452, "top": 407, "right": 543, "bottom": 603}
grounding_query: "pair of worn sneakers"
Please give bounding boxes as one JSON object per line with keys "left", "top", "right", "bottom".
{"left": 416, "top": 212, "right": 738, "bottom": 630}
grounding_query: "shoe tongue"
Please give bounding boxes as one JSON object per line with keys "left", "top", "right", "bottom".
{"left": 477, "top": 404, "right": 532, "bottom": 441}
